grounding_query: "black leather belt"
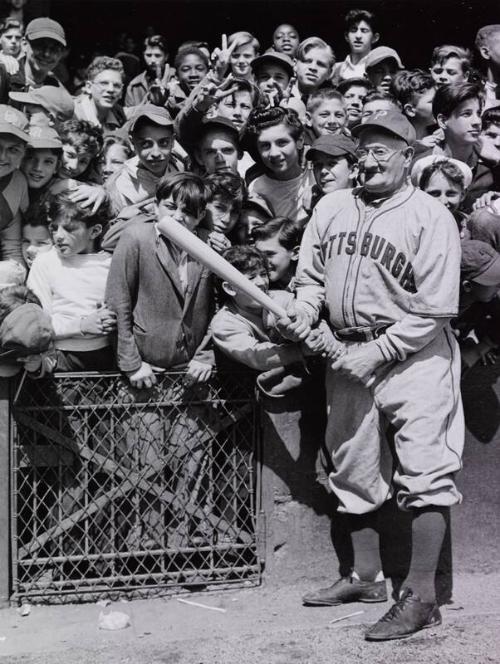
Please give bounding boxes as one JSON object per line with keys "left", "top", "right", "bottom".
{"left": 335, "top": 325, "right": 390, "bottom": 342}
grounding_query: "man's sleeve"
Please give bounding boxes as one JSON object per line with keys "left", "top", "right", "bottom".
{"left": 375, "top": 205, "right": 461, "bottom": 362}
{"left": 294, "top": 205, "right": 327, "bottom": 324}
{"left": 105, "top": 232, "right": 143, "bottom": 373}
{"left": 0, "top": 211, "right": 23, "bottom": 263}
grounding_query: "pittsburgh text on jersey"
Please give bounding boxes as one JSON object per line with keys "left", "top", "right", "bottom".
{"left": 325, "top": 230, "right": 417, "bottom": 293}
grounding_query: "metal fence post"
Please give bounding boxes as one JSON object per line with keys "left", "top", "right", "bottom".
{"left": 0, "top": 378, "right": 11, "bottom": 607}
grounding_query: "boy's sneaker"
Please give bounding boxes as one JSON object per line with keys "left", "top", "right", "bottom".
{"left": 364, "top": 587, "right": 442, "bottom": 641}
{"left": 302, "top": 574, "right": 387, "bottom": 606}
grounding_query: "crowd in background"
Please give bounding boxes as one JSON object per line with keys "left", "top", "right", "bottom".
{"left": 0, "top": 5, "right": 499, "bottom": 390}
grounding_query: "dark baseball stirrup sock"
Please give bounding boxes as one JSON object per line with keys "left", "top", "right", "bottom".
{"left": 349, "top": 512, "right": 383, "bottom": 582}
{"left": 404, "top": 506, "right": 448, "bottom": 603}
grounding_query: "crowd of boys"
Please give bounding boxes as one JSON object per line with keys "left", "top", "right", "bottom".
{"left": 1, "top": 5, "right": 500, "bottom": 643}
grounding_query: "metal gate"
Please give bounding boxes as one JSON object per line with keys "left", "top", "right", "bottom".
{"left": 10, "top": 371, "right": 261, "bottom": 604}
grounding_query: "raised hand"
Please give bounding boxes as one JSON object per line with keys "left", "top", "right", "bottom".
{"left": 211, "top": 33, "right": 241, "bottom": 81}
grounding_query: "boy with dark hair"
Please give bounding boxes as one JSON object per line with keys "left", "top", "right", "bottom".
{"left": 272, "top": 24, "right": 300, "bottom": 59}
{"left": 430, "top": 45, "right": 472, "bottom": 87}
{"left": 252, "top": 216, "right": 303, "bottom": 290}
{"left": 211, "top": 245, "right": 303, "bottom": 371}
{"left": 27, "top": 192, "right": 116, "bottom": 371}
{"left": 204, "top": 171, "right": 244, "bottom": 252}
{"left": 169, "top": 46, "right": 210, "bottom": 117}
{"left": 337, "top": 77, "right": 372, "bottom": 128}
{"left": 334, "top": 9, "right": 379, "bottom": 82}
{"left": 391, "top": 69, "right": 436, "bottom": 140}
{"left": 105, "top": 171, "right": 214, "bottom": 389}
{"left": 74, "top": 56, "right": 126, "bottom": 133}
{"left": 479, "top": 105, "right": 500, "bottom": 167}
{"left": 475, "top": 25, "right": 500, "bottom": 109}
{"left": 125, "top": 34, "right": 169, "bottom": 107}
{"left": 58, "top": 118, "right": 103, "bottom": 182}
{"left": 420, "top": 82, "right": 498, "bottom": 210}
{"left": 365, "top": 46, "right": 404, "bottom": 93}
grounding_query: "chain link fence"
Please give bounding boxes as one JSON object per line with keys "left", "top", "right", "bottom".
{"left": 10, "top": 371, "right": 261, "bottom": 604}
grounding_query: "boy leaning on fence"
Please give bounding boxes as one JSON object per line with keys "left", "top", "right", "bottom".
{"left": 105, "top": 171, "right": 218, "bottom": 548}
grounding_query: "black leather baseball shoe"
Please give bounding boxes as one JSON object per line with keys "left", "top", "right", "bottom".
{"left": 364, "top": 587, "right": 442, "bottom": 641}
{"left": 302, "top": 575, "right": 387, "bottom": 606}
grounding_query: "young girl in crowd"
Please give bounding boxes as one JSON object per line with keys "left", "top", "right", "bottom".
{"left": 246, "top": 106, "right": 314, "bottom": 225}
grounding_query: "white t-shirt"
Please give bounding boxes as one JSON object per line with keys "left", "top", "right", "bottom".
{"left": 27, "top": 248, "right": 112, "bottom": 352}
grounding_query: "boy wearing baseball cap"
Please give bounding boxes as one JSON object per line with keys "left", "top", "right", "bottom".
{"left": 0, "top": 104, "right": 30, "bottom": 282}
{"left": 9, "top": 84, "right": 74, "bottom": 130}
{"left": 304, "top": 134, "right": 358, "bottom": 212}
{"left": 106, "top": 104, "right": 184, "bottom": 215}
{"left": 365, "top": 46, "right": 404, "bottom": 94}
{"left": 0, "top": 286, "right": 55, "bottom": 378}
{"left": 2, "top": 17, "right": 67, "bottom": 98}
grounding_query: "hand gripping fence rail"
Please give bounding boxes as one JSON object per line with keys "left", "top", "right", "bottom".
{"left": 9, "top": 370, "right": 262, "bottom": 604}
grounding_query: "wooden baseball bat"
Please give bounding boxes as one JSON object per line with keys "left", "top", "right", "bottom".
{"left": 156, "top": 216, "right": 288, "bottom": 319}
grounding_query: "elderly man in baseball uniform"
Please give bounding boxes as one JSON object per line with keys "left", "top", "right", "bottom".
{"left": 279, "top": 110, "right": 464, "bottom": 641}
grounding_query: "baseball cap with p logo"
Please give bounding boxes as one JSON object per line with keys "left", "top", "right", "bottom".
{"left": 352, "top": 110, "right": 417, "bottom": 146}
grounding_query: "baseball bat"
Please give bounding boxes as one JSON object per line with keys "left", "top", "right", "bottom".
{"left": 156, "top": 216, "right": 288, "bottom": 319}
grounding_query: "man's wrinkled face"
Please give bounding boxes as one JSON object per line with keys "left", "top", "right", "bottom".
{"left": 357, "top": 129, "right": 411, "bottom": 195}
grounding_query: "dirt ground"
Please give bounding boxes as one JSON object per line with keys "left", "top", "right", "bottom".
{"left": 1, "top": 572, "right": 500, "bottom": 664}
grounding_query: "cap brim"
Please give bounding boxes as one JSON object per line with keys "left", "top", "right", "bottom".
{"left": 8, "top": 91, "right": 35, "bottom": 105}
{"left": 306, "top": 147, "right": 352, "bottom": 160}
{"left": 127, "top": 113, "right": 173, "bottom": 133}
{"left": 0, "top": 123, "right": 29, "bottom": 142}
{"left": 351, "top": 121, "right": 406, "bottom": 143}
{"left": 251, "top": 55, "right": 293, "bottom": 77}
{"left": 29, "top": 138, "right": 62, "bottom": 149}
{"left": 27, "top": 30, "right": 66, "bottom": 46}
{"left": 474, "top": 257, "right": 500, "bottom": 286}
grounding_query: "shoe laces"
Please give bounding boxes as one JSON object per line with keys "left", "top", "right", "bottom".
{"left": 379, "top": 588, "right": 414, "bottom": 623}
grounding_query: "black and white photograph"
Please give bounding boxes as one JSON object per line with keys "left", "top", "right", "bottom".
{"left": 0, "top": 0, "right": 499, "bottom": 661}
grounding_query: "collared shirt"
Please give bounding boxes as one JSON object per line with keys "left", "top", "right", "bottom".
{"left": 155, "top": 223, "right": 189, "bottom": 293}
{"left": 333, "top": 54, "right": 369, "bottom": 82}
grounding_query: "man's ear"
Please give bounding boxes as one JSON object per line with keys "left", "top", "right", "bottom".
{"left": 84, "top": 80, "right": 92, "bottom": 96}
{"left": 290, "top": 245, "right": 300, "bottom": 262}
{"left": 462, "top": 279, "right": 472, "bottom": 293}
{"left": 222, "top": 281, "right": 236, "bottom": 297}
{"left": 436, "top": 113, "right": 447, "bottom": 131}
{"left": 296, "top": 135, "right": 305, "bottom": 151}
{"left": 305, "top": 111, "right": 312, "bottom": 127}
{"left": 404, "top": 102, "right": 416, "bottom": 118}
{"left": 349, "top": 163, "right": 359, "bottom": 182}
{"left": 402, "top": 146, "right": 414, "bottom": 168}
{"left": 372, "top": 32, "right": 380, "bottom": 47}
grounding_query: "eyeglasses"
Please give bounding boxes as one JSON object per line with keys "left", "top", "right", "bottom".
{"left": 355, "top": 147, "right": 403, "bottom": 163}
